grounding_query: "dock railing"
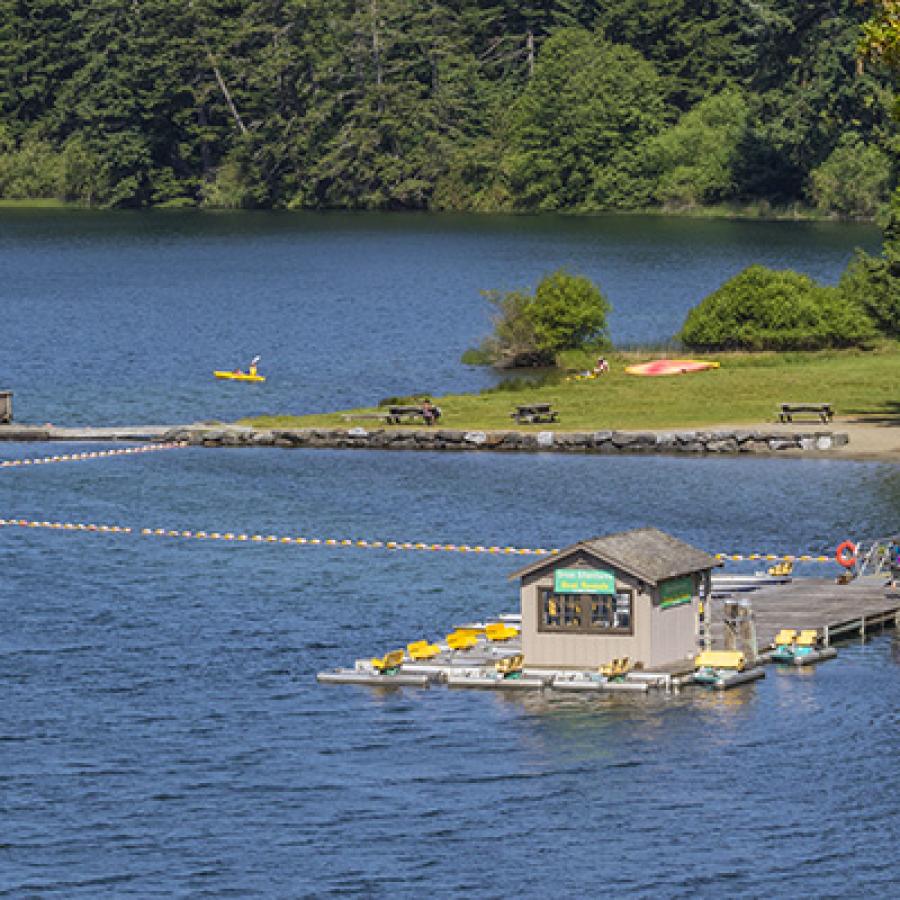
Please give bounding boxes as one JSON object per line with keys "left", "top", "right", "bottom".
{"left": 852, "top": 537, "right": 896, "bottom": 579}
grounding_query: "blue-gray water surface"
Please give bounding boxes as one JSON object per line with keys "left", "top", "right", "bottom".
{"left": 1, "top": 212, "right": 898, "bottom": 897}
{"left": 2, "top": 446, "right": 899, "bottom": 897}
{"left": 0, "top": 210, "right": 880, "bottom": 425}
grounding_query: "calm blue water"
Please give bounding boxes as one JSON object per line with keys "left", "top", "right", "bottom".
{"left": 1, "top": 212, "right": 898, "bottom": 896}
{"left": 1, "top": 445, "right": 899, "bottom": 896}
{"left": 0, "top": 210, "right": 879, "bottom": 426}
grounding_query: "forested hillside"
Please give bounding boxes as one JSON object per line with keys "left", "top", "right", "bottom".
{"left": 0, "top": 1, "right": 896, "bottom": 212}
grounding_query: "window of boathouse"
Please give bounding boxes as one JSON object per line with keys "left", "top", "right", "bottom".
{"left": 538, "top": 588, "right": 633, "bottom": 635}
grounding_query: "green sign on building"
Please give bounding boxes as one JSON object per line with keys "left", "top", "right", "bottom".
{"left": 554, "top": 568, "right": 616, "bottom": 595}
{"left": 660, "top": 575, "right": 693, "bottom": 609}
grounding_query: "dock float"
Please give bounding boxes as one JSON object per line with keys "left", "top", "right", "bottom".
{"left": 708, "top": 576, "right": 900, "bottom": 653}
{"left": 316, "top": 530, "right": 898, "bottom": 698}
{"left": 693, "top": 652, "right": 766, "bottom": 690}
{"left": 316, "top": 669, "right": 435, "bottom": 688}
{"left": 0, "top": 424, "right": 173, "bottom": 442}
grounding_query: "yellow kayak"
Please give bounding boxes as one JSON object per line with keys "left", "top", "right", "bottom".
{"left": 214, "top": 370, "right": 266, "bottom": 383}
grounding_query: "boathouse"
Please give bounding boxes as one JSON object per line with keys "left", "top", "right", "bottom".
{"left": 509, "top": 527, "right": 720, "bottom": 671}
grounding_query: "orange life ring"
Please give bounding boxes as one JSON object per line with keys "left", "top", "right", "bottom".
{"left": 835, "top": 540, "right": 857, "bottom": 569}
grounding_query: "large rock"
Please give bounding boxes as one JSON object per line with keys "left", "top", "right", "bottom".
{"left": 768, "top": 438, "right": 799, "bottom": 451}
{"left": 706, "top": 438, "right": 739, "bottom": 453}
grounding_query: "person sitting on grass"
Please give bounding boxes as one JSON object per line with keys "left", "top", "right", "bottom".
{"left": 594, "top": 356, "right": 609, "bottom": 375}
{"left": 421, "top": 399, "right": 441, "bottom": 426}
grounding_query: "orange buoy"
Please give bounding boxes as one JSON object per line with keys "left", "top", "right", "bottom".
{"left": 835, "top": 540, "right": 857, "bottom": 569}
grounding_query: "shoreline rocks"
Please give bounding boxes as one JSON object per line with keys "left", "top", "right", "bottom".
{"left": 162, "top": 425, "right": 849, "bottom": 456}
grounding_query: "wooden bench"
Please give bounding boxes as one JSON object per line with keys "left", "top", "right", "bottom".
{"left": 511, "top": 403, "right": 559, "bottom": 424}
{"left": 385, "top": 404, "right": 441, "bottom": 425}
{"left": 778, "top": 402, "right": 833, "bottom": 424}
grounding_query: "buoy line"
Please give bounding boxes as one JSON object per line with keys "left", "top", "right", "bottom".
{"left": 0, "top": 517, "right": 838, "bottom": 561}
{"left": 0, "top": 441, "right": 188, "bottom": 470}
{"left": 713, "top": 552, "right": 833, "bottom": 563}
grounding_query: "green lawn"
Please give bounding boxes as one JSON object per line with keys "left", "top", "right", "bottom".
{"left": 243, "top": 345, "right": 900, "bottom": 432}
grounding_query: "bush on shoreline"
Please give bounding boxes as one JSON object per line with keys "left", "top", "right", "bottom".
{"left": 838, "top": 189, "right": 900, "bottom": 337}
{"left": 466, "top": 270, "right": 611, "bottom": 368}
{"left": 679, "top": 265, "right": 877, "bottom": 351}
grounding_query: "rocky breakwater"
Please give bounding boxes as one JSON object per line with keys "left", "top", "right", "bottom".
{"left": 162, "top": 426, "right": 849, "bottom": 455}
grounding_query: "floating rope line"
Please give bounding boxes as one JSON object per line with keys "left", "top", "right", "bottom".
{"left": 713, "top": 552, "right": 833, "bottom": 563}
{"left": 0, "top": 517, "right": 838, "bottom": 562}
{"left": 0, "top": 519, "right": 133, "bottom": 534}
{"left": 0, "top": 518, "right": 552, "bottom": 555}
{"left": 0, "top": 441, "right": 187, "bottom": 469}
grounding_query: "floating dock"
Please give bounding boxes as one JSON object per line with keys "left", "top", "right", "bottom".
{"left": 708, "top": 575, "right": 900, "bottom": 651}
{"left": 318, "top": 577, "right": 899, "bottom": 694}
{"left": 0, "top": 424, "right": 172, "bottom": 442}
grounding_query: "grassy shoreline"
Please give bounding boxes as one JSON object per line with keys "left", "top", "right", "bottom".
{"left": 243, "top": 346, "right": 900, "bottom": 433}
{"left": 0, "top": 198, "right": 73, "bottom": 208}
{"left": 0, "top": 197, "right": 878, "bottom": 224}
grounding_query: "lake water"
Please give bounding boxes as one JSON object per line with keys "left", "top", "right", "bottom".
{"left": 1, "top": 212, "right": 898, "bottom": 897}
{"left": 0, "top": 210, "right": 880, "bottom": 425}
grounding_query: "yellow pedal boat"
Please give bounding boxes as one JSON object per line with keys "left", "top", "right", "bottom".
{"left": 213, "top": 370, "right": 266, "bottom": 383}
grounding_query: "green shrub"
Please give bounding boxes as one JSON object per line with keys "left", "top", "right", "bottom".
{"left": 460, "top": 347, "right": 494, "bottom": 366}
{"left": 466, "top": 270, "right": 611, "bottom": 367}
{"left": 809, "top": 133, "right": 893, "bottom": 218}
{"left": 838, "top": 189, "right": 900, "bottom": 335}
{"left": 644, "top": 90, "right": 750, "bottom": 207}
{"left": 0, "top": 135, "right": 63, "bottom": 199}
{"left": 679, "top": 265, "right": 877, "bottom": 350}
{"left": 503, "top": 28, "right": 666, "bottom": 210}
{"left": 201, "top": 157, "right": 265, "bottom": 209}
{"left": 530, "top": 270, "right": 612, "bottom": 354}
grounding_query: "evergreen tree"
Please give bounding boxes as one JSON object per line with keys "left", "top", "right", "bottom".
{"left": 0, "top": 0, "right": 894, "bottom": 210}
{"left": 503, "top": 27, "right": 666, "bottom": 210}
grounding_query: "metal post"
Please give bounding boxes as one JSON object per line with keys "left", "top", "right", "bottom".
{"left": 704, "top": 571, "right": 712, "bottom": 651}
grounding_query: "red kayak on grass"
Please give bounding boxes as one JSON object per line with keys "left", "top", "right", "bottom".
{"left": 624, "top": 359, "right": 720, "bottom": 376}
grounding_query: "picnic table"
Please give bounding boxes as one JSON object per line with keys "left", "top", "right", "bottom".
{"left": 777, "top": 402, "right": 833, "bottom": 424}
{"left": 511, "top": 403, "right": 559, "bottom": 425}
{"left": 386, "top": 404, "right": 441, "bottom": 425}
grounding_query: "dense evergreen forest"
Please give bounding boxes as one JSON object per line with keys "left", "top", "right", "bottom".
{"left": 0, "top": 1, "right": 896, "bottom": 213}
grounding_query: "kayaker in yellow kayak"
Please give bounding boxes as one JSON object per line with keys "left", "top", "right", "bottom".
{"left": 214, "top": 355, "right": 265, "bottom": 382}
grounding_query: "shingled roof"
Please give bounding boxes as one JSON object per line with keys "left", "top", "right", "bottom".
{"left": 509, "top": 527, "right": 720, "bottom": 586}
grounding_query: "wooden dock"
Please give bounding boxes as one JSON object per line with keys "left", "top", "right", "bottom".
{"left": 709, "top": 576, "right": 900, "bottom": 651}
{"left": 0, "top": 424, "right": 171, "bottom": 442}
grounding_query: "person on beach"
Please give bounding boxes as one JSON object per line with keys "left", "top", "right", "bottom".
{"left": 421, "top": 399, "right": 440, "bottom": 426}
